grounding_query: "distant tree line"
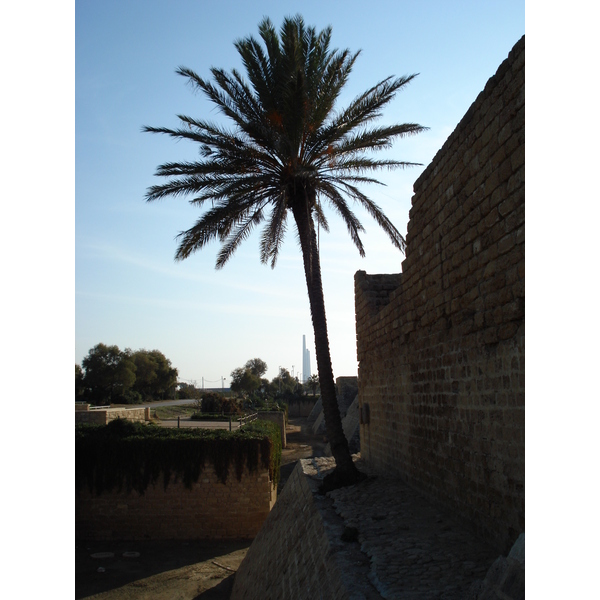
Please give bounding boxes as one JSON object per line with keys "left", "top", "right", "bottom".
{"left": 228, "top": 358, "right": 319, "bottom": 410}
{"left": 76, "top": 343, "right": 178, "bottom": 405}
{"left": 171, "top": 358, "right": 321, "bottom": 413}
{"left": 76, "top": 349, "right": 320, "bottom": 409}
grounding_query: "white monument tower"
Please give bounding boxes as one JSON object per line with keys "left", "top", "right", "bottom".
{"left": 302, "top": 335, "right": 311, "bottom": 383}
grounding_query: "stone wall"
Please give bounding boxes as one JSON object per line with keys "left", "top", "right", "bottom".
{"left": 323, "top": 396, "right": 361, "bottom": 457}
{"left": 306, "top": 396, "right": 322, "bottom": 427}
{"left": 75, "top": 405, "right": 149, "bottom": 425}
{"left": 354, "top": 37, "right": 524, "bottom": 553}
{"left": 287, "top": 398, "right": 317, "bottom": 418}
{"left": 336, "top": 376, "right": 358, "bottom": 417}
{"left": 311, "top": 377, "right": 359, "bottom": 436}
{"left": 76, "top": 462, "right": 276, "bottom": 541}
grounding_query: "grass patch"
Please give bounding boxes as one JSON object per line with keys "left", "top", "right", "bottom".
{"left": 152, "top": 405, "right": 197, "bottom": 419}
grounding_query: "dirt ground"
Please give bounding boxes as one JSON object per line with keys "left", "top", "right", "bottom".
{"left": 76, "top": 416, "right": 328, "bottom": 600}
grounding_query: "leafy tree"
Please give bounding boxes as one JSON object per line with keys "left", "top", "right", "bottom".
{"left": 269, "top": 368, "right": 296, "bottom": 396}
{"left": 230, "top": 358, "right": 268, "bottom": 396}
{"left": 146, "top": 349, "right": 178, "bottom": 398}
{"left": 131, "top": 349, "right": 178, "bottom": 400}
{"left": 305, "top": 374, "right": 320, "bottom": 396}
{"left": 144, "top": 16, "right": 425, "bottom": 489}
{"left": 75, "top": 364, "right": 85, "bottom": 400}
{"left": 245, "top": 358, "right": 268, "bottom": 378}
{"left": 230, "top": 366, "right": 262, "bottom": 396}
{"left": 177, "top": 382, "right": 203, "bottom": 400}
{"left": 81, "top": 343, "right": 137, "bottom": 405}
{"left": 130, "top": 350, "right": 157, "bottom": 400}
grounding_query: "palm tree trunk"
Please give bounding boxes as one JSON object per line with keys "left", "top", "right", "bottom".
{"left": 291, "top": 200, "right": 363, "bottom": 490}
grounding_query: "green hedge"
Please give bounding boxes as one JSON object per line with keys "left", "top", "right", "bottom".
{"left": 76, "top": 419, "right": 281, "bottom": 496}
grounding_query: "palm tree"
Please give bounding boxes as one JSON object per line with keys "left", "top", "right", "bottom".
{"left": 306, "top": 374, "right": 320, "bottom": 397}
{"left": 144, "top": 15, "right": 426, "bottom": 490}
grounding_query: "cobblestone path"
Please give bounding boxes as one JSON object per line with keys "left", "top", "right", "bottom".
{"left": 308, "top": 457, "right": 499, "bottom": 600}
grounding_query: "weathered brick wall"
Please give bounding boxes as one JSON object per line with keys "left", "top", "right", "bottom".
{"left": 355, "top": 36, "right": 524, "bottom": 553}
{"left": 76, "top": 463, "right": 276, "bottom": 541}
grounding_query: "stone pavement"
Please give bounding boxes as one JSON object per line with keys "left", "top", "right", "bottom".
{"left": 304, "top": 456, "right": 522, "bottom": 600}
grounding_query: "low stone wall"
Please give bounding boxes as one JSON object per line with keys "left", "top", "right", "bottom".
{"left": 76, "top": 463, "right": 276, "bottom": 541}
{"left": 231, "top": 460, "right": 375, "bottom": 600}
{"left": 75, "top": 406, "right": 149, "bottom": 425}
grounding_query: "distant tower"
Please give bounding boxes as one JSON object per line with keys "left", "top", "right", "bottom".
{"left": 302, "top": 335, "right": 311, "bottom": 383}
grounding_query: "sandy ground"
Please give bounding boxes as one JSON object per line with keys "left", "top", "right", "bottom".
{"left": 76, "top": 416, "right": 328, "bottom": 600}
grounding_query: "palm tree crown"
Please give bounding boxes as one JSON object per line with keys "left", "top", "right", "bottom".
{"left": 145, "top": 15, "right": 425, "bottom": 266}
{"left": 144, "top": 15, "right": 426, "bottom": 489}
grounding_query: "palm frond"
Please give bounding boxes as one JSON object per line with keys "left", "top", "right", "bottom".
{"left": 174, "top": 195, "right": 267, "bottom": 262}
{"left": 312, "top": 201, "right": 330, "bottom": 233}
{"left": 260, "top": 196, "right": 288, "bottom": 268}
{"left": 336, "top": 181, "right": 406, "bottom": 253}
{"left": 318, "top": 182, "right": 366, "bottom": 256}
{"left": 216, "top": 208, "right": 265, "bottom": 269}
{"left": 334, "top": 123, "right": 428, "bottom": 156}
{"left": 145, "top": 15, "right": 425, "bottom": 266}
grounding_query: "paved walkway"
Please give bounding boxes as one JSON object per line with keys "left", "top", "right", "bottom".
{"left": 304, "top": 456, "right": 501, "bottom": 600}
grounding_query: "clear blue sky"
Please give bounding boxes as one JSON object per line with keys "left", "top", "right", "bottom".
{"left": 75, "top": 0, "right": 524, "bottom": 384}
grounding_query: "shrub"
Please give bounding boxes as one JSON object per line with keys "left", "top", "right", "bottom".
{"left": 200, "top": 391, "right": 241, "bottom": 415}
